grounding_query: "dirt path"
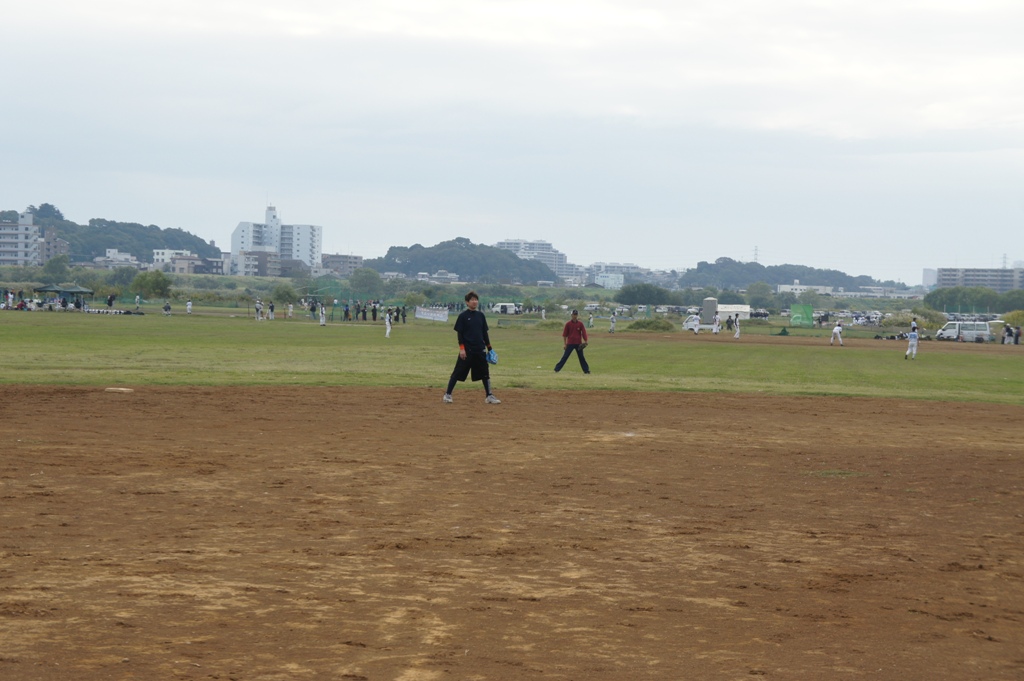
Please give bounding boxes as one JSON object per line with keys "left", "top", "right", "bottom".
{"left": 1, "top": 386, "right": 1022, "bottom": 680}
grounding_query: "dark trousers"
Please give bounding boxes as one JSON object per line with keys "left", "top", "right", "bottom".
{"left": 554, "top": 344, "right": 590, "bottom": 373}
{"left": 446, "top": 351, "right": 492, "bottom": 394}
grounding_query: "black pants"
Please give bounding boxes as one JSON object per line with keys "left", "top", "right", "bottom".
{"left": 446, "top": 351, "right": 491, "bottom": 394}
{"left": 554, "top": 344, "right": 590, "bottom": 373}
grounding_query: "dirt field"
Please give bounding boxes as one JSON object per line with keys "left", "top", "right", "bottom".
{"left": 1, "top": 386, "right": 1022, "bottom": 680}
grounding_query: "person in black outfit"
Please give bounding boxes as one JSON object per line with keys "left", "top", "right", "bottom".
{"left": 443, "top": 291, "right": 500, "bottom": 404}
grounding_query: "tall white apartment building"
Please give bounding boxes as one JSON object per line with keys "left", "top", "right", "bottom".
{"left": 493, "top": 239, "right": 584, "bottom": 281}
{"left": 0, "top": 210, "right": 41, "bottom": 267}
{"left": 231, "top": 206, "right": 323, "bottom": 274}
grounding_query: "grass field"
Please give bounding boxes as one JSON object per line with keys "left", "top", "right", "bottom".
{"left": 0, "top": 307, "right": 1019, "bottom": 403}
{"left": 0, "top": 307, "right": 1021, "bottom": 403}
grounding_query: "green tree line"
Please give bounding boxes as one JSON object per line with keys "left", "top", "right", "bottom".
{"left": 7, "top": 203, "right": 219, "bottom": 262}
{"left": 364, "top": 237, "right": 557, "bottom": 284}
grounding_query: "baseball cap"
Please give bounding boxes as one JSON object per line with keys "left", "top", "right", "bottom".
{"left": 571, "top": 309, "right": 579, "bottom": 315}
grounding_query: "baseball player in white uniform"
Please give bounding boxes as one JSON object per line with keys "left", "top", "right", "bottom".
{"left": 385, "top": 309, "right": 392, "bottom": 338}
{"left": 712, "top": 313, "right": 721, "bottom": 334}
{"left": 905, "top": 329, "right": 919, "bottom": 359}
{"left": 830, "top": 322, "right": 843, "bottom": 346}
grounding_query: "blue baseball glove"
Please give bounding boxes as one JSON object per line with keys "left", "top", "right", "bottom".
{"left": 486, "top": 348, "right": 498, "bottom": 365}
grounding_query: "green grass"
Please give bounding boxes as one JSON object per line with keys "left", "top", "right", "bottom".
{"left": 1, "top": 308, "right": 1021, "bottom": 404}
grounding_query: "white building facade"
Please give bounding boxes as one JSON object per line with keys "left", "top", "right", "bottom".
{"left": 493, "top": 239, "right": 585, "bottom": 282}
{"left": 231, "top": 206, "right": 323, "bottom": 275}
{"left": 0, "top": 211, "right": 41, "bottom": 267}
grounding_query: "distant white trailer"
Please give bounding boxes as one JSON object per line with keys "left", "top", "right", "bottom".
{"left": 717, "top": 304, "right": 751, "bottom": 320}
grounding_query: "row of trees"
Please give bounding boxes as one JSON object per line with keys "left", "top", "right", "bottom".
{"left": 6, "top": 203, "right": 220, "bottom": 261}
{"left": 364, "top": 238, "right": 557, "bottom": 283}
{"left": 674, "top": 257, "right": 906, "bottom": 290}
{"left": 614, "top": 282, "right": 825, "bottom": 311}
{"left": 922, "top": 287, "right": 1024, "bottom": 314}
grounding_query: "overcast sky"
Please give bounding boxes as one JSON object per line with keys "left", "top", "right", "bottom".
{"left": 4, "top": 1, "right": 1023, "bottom": 285}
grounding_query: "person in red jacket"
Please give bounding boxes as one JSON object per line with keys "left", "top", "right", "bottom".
{"left": 554, "top": 309, "right": 591, "bottom": 374}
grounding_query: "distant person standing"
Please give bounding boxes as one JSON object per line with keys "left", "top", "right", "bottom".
{"left": 401, "top": 306, "right": 407, "bottom": 324}
{"left": 726, "top": 315, "right": 734, "bottom": 332}
{"left": 385, "top": 308, "right": 392, "bottom": 338}
{"left": 162, "top": 301, "right": 171, "bottom": 316}
{"left": 442, "top": 291, "right": 500, "bottom": 404}
{"left": 135, "top": 294, "right": 140, "bottom": 311}
{"left": 733, "top": 315, "right": 741, "bottom": 339}
{"left": 712, "top": 313, "right": 721, "bottom": 334}
{"left": 588, "top": 312, "right": 594, "bottom": 329}
{"left": 268, "top": 301, "right": 275, "bottom": 320}
{"left": 905, "top": 328, "right": 919, "bottom": 360}
{"left": 186, "top": 299, "right": 193, "bottom": 315}
{"left": 609, "top": 312, "right": 616, "bottom": 334}
{"left": 554, "top": 310, "right": 590, "bottom": 374}
{"left": 319, "top": 303, "right": 327, "bottom": 326}
{"left": 287, "top": 302, "right": 294, "bottom": 319}
{"left": 830, "top": 321, "right": 843, "bottom": 346}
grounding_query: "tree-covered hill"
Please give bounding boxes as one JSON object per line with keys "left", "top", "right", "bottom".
{"left": 364, "top": 237, "right": 557, "bottom": 284}
{"left": 677, "top": 257, "right": 906, "bottom": 290}
{"left": 5, "top": 203, "right": 220, "bottom": 262}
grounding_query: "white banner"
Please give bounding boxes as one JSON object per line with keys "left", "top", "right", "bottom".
{"left": 415, "top": 306, "right": 450, "bottom": 322}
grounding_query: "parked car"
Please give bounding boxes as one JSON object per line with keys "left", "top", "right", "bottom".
{"left": 934, "top": 321, "right": 994, "bottom": 342}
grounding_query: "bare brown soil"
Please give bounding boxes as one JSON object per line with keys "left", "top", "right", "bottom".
{"left": 1, "top": 386, "right": 1022, "bottom": 680}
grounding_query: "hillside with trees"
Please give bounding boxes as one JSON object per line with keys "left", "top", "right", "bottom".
{"left": 4, "top": 203, "right": 220, "bottom": 262}
{"left": 364, "top": 237, "right": 557, "bottom": 284}
{"left": 677, "top": 257, "right": 906, "bottom": 290}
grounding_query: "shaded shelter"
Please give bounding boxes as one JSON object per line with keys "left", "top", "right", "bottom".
{"left": 59, "top": 284, "right": 95, "bottom": 310}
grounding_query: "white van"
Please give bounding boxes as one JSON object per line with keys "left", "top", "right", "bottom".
{"left": 491, "top": 303, "right": 519, "bottom": 315}
{"left": 935, "top": 321, "right": 993, "bottom": 342}
{"left": 583, "top": 303, "right": 601, "bottom": 311}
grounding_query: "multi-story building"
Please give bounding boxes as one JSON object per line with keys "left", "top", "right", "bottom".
{"left": 167, "top": 254, "right": 225, "bottom": 275}
{"left": 231, "top": 206, "right": 322, "bottom": 275}
{"left": 322, "top": 253, "right": 364, "bottom": 277}
{"left": 0, "top": 211, "right": 41, "bottom": 267}
{"left": 594, "top": 272, "right": 624, "bottom": 290}
{"left": 235, "top": 249, "right": 281, "bottom": 278}
{"left": 92, "top": 249, "right": 142, "bottom": 270}
{"left": 153, "top": 249, "right": 195, "bottom": 266}
{"left": 588, "top": 262, "right": 648, "bottom": 283}
{"left": 493, "top": 239, "right": 583, "bottom": 281}
{"left": 777, "top": 281, "right": 835, "bottom": 295}
{"left": 41, "top": 228, "right": 70, "bottom": 263}
{"left": 935, "top": 267, "right": 1023, "bottom": 294}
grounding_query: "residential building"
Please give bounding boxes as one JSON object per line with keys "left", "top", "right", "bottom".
{"left": 935, "top": 267, "right": 1023, "bottom": 294}
{"left": 493, "top": 239, "right": 584, "bottom": 281}
{"left": 41, "top": 228, "right": 70, "bottom": 263}
{"left": 322, "top": 253, "right": 364, "bottom": 277}
{"left": 167, "top": 254, "right": 224, "bottom": 275}
{"left": 0, "top": 211, "right": 40, "bottom": 266}
{"left": 777, "top": 281, "right": 835, "bottom": 295}
{"left": 594, "top": 272, "right": 624, "bottom": 290}
{"left": 153, "top": 249, "right": 195, "bottom": 266}
{"left": 231, "top": 206, "right": 322, "bottom": 275}
{"left": 589, "top": 262, "right": 648, "bottom": 282}
{"left": 92, "top": 249, "right": 142, "bottom": 270}
{"left": 236, "top": 249, "right": 281, "bottom": 277}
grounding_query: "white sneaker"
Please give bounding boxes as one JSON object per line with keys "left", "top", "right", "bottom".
{"left": 485, "top": 394, "right": 501, "bottom": 404}
{"left": 442, "top": 393, "right": 453, "bottom": 404}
